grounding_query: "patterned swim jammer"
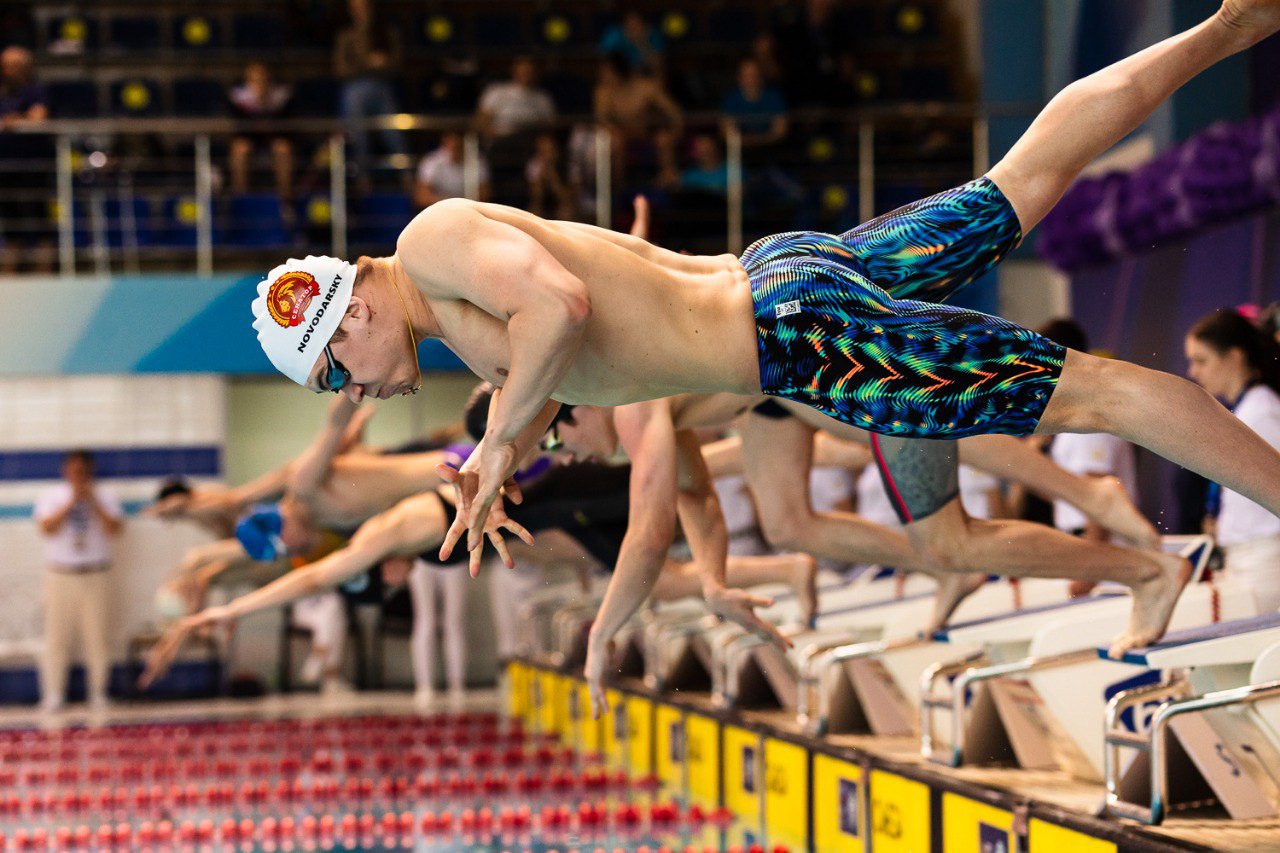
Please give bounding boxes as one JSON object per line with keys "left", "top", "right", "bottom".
{"left": 745, "top": 177, "right": 1065, "bottom": 439}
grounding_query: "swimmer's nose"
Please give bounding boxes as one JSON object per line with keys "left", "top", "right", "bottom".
{"left": 343, "top": 385, "right": 365, "bottom": 404}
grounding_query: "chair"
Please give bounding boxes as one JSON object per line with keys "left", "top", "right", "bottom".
{"left": 474, "top": 11, "right": 525, "bottom": 47}
{"left": 172, "top": 77, "right": 228, "bottom": 118}
{"left": 172, "top": 14, "right": 222, "bottom": 51}
{"left": 278, "top": 598, "right": 368, "bottom": 692}
{"left": 290, "top": 77, "right": 338, "bottom": 117}
{"left": 157, "top": 195, "right": 214, "bottom": 247}
{"left": 46, "top": 80, "right": 99, "bottom": 119}
{"left": 109, "top": 78, "right": 162, "bottom": 117}
{"left": 106, "top": 15, "right": 161, "bottom": 52}
{"left": 232, "top": 14, "right": 285, "bottom": 51}
{"left": 46, "top": 15, "right": 99, "bottom": 53}
{"left": 352, "top": 192, "right": 412, "bottom": 248}
{"left": 226, "top": 194, "right": 288, "bottom": 248}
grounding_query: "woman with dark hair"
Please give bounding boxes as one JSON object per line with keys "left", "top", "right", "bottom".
{"left": 1187, "top": 308, "right": 1280, "bottom": 610}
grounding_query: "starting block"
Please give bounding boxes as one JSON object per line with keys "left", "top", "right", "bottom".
{"left": 645, "top": 570, "right": 925, "bottom": 697}
{"left": 791, "top": 578, "right": 1077, "bottom": 737}
{"left": 516, "top": 578, "right": 608, "bottom": 662}
{"left": 1103, "top": 611, "right": 1280, "bottom": 824}
{"left": 922, "top": 536, "right": 1239, "bottom": 780}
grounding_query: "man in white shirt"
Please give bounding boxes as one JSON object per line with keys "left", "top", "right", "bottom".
{"left": 474, "top": 56, "right": 557, "bottom": 140}
{"left": 413, "top": 131, "right": 491, "bottom": 210}
{"left": 34, "top": 450, "right": 124, "bottom": 712}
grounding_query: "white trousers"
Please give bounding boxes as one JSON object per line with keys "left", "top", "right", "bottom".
{"left": 409, "top": 560, "right": 468, "bottom": 692}
{"left": 487, "top": 559, "right": 547, "bottom": 659}
{"left": 41, "top": 568, "right": 113, "bottom": 703}
{"left": 290, "top": 592, "right": 346, "bottom": 670}
{"left": 1224, "top": 534, "right": 1280, "bottom": 613}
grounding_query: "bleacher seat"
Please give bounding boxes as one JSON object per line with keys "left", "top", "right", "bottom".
{"left": 172, "top": 14, "right": 222, "bottom": 51}
{"left": 46, "top": 81, "right": 99, "bottom": 119}
{"left": 232, "top": 14, "right": 285, "bottom": 51}
{"left": 542, "top": 73, "right": 593, "bottom": 115}
{"left": 226, "top": 194, "right": 288, "bottom": 248}
{"left": 106, "top": 16, "right": 161, "bottom": 52}
{"left": 46, "top": 15, "right": 98, "bottom": 54}
{"left": 474, "top": 11, "right": 526, "bottom": 47}
{"left": 537, "top": 12, "right": 587, "bottom": 47}
{"left": 290, "top": 78, "right": 338, "bottom": 118}
{"left": 706, "top": 7, "right": 759, "bottom": 45}
{"left": 157, "top": 195, "right": 213, "bottom": 247}
{"left": 100, "top": 197, "right": 154, "bottom": 248}
{"left": 353, "top": 193, "right": 412, "bottom": 247}
{"left": 110, "top": 78, "right": 163, "bottom": 117}
{"left": 893, "top": 2, "right": 940, "bottom": 40}
{"left": 417, "top": 12, "right": 463, "bottom": 49}
{"left": 172, "top": 78, "right": 228, "bottom": 118}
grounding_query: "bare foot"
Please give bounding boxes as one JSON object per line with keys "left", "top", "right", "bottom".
{"left": 1107, "top": 553, "right": 1192, "bottom": 660}
{"left": 1218, "top": 0, "right": 1280, "bottom": 46}
{"left": 925, "top": 572, "right": 987, "bottom": 635}
{"left": 1086, "top": 476, "right": 1159, "bottom": 549}
{"left": 788, "top": 554, "right": 819, "bottom": 627}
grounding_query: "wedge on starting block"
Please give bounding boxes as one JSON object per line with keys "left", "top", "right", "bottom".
{"left": 1103, "top": 612, "right": 1280, "bottom": 824}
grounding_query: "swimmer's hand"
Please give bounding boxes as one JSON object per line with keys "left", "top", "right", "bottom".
{"left": 436, "top": 461, "right": 533, "bottom": 576}
{"left": 137, "top": 606, "right": 230, "bottom": 690}
{"left": 703, "top": 585, "right": 794, "bottom": 650}
{"left": 584, "top": 639, "right": 613, "bottom": 719}
{"left": 437, "top": 441, "right": 526, "bottom": 575}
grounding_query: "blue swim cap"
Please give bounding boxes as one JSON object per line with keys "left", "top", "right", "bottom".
{"left": 236, "top": 503, "right": 288, "bottom": 562}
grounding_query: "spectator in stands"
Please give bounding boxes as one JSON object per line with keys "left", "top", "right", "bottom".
{"left": 526, "top": 133, "right": 576, "bottom": 220}
{"left": 334, "top": 0, "right": 407, "bottom": 181}
{"left": 475, "top": 56, "right": 557, "bottom": 142}
{"left": 721, "top": 57, "right": 789, "bottom": 149}
{"left": 413, "top": 131, "right": 490, "bottom": 210}
{"left": 227, "top": 63, "right": 296, "bottom": 202}
{"left": 594, "top": 53, "right": 683, "bottom": 188}
{"left": 1187, "top": 309, "right": 1280, "bottom": 612}
{"left": 680, "top": 133, "right": 729, "bottom": 195}
{"left": 772, "top": 0, "right": 859, "bottom": 107}
{"left": 34, "top": 450, "right": 124, "bottom": 712}
{"left": 0, "top": 45, "right": 53, "bottom": 275}
{"left": 749, "top": 33, "right": 784, "bottom": 86}
{"left": 598, "top": 11, "right": 665, "bottom": 76}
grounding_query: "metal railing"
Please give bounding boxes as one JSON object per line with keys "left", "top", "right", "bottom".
{"left": 2, "top": 104, "right": 1014, "bottom": 276}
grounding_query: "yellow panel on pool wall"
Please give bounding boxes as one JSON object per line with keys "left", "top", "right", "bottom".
{"left": 654, "top": 704, "right": 686, "bottom": 796}
{"left": 723, "top": 725, "right": 763, "bottom": 828}
{"left": 942, "top": 792, "right": 1015, "bottom": 853}
{"left": 573, "top": 681, "right": 604, "bottom": 755}
{"left": 504, "top": 662, "right": 523, "bottom": 719}
{"left": 685, "top": 713, "right": 721, "bottom": 807}
{"left": 869, "top": 770, "right": 930, "bottom": 853}
{"left": 561, "top": 678, "right": 585, "bottom": 747}
{"left": 1028, "top": 818, "right": 1117, "bottom": 853}
{"left": 813, "top": 754, "right": 864, "bottom": 853}
{"left": 539, "top": 672, "right": 565, "bottom": 736}
{"left": 764, "top": 738, "right": 809, "bottom": 850}
{"left": 603, "top": 690, "right": 627, "bottom": 768}
{"left": 627, "top": 696, "right": 655, "bottom": 777}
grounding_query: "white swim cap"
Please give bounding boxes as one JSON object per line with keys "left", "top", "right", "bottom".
{"left": 251, "top": 255, "right": 356, "bottom": 386}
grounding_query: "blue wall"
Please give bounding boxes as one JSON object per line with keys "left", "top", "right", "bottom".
{"left": 0, "top": 273, "right": 463, "bottom": 376}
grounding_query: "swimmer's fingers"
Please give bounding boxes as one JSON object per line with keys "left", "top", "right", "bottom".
{"left": 500, "top": 517, "right": 535, "bottom": 547}
{"left": 138, "top": 622, "right": 192, "bottom": 690}
{"left": 439, "top": 511, "right": 467, "bottom": 562}
{"left": 502, "top": 476, "right": 523, "bottom": 505}
{"left": 434, "top": 462, "right": 460, "bottom": 483}
{"left": 487, "top": 530, "right": 513, "bottom": 571}
{"left": 468, "top": 536, "right": 488, "bottom": 578}
{"left": 630, "top": 194, "right": 650, "bottom": 240}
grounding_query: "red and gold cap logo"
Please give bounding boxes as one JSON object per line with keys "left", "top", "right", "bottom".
{"left": 266, "top": 271, "right": 320, "bottom": 328}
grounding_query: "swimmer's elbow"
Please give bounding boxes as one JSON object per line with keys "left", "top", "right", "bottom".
{"left": 549, "top": 277, "right": 591, "bottom": 329}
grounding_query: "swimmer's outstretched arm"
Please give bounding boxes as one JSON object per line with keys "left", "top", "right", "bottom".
{"left": 584, "top": 400, "right": 683, "bottom": 716}
{"left": 400, "top": 199, "right": 591, "bottom": 554}
{"left": 140, "top": 492, "right": 446, "bottom": 688}
{"left": 287, "top": 396, "right": 366, "bottom": 500}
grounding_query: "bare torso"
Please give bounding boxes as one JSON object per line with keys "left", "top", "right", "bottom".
{"left": 400, "top": 201, "right": 763, "bottom": 406}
